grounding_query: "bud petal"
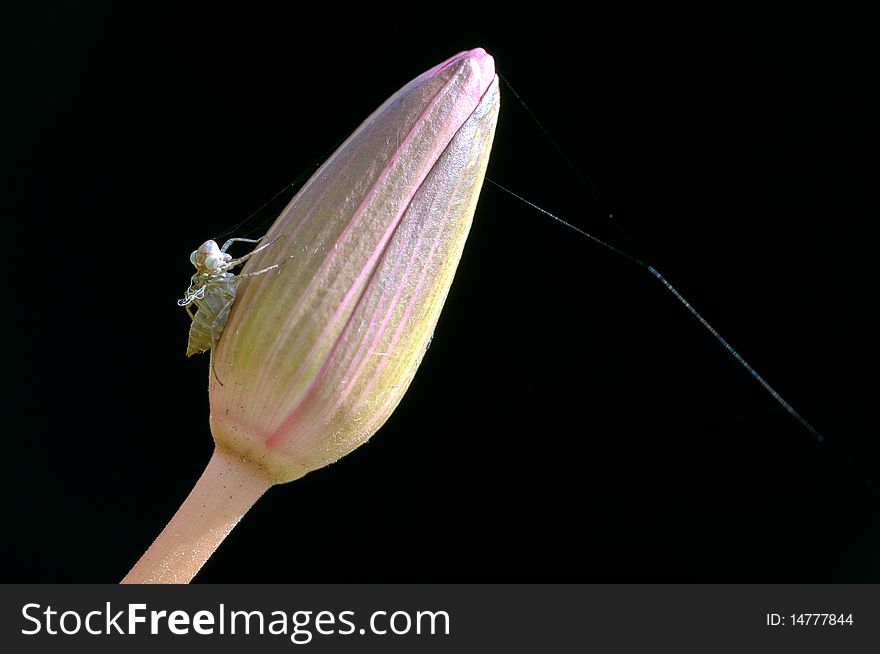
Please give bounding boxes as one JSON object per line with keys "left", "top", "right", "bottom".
{"left": 211, "top": 49, "right": 499, "bottom": 483}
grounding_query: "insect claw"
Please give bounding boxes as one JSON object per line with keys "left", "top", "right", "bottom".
{"left": 209, "top": 346, "right": 224, "bottom": 386}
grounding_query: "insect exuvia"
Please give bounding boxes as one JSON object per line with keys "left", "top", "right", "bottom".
{"left": 178, "top": 236, "right": 281, "bottom": 383}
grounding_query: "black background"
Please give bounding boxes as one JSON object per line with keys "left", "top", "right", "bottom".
{"left": 6, "top": 3, "right": 878, "bottom": 582}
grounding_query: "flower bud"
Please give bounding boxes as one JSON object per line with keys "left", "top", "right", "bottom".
{"left": 210, "top": 48, "right": 500, "bottom": 483}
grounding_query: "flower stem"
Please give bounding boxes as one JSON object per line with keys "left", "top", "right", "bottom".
{"left": 121, "top": 447, "right": 273, "bottom": 584}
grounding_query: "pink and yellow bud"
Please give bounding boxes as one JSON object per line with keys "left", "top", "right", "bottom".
{"left": 210, "top": 48, "right": 499, "bottom": 483}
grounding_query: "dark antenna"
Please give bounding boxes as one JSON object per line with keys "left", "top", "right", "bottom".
{"left": 488, "top": 179, "right": 824, "bottom": 441}
{"left": 212, "top": 133, "right": 352, "bottom": 243}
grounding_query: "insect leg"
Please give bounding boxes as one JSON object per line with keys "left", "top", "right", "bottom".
{"left": 208, "top": 295, "right": 238, "bottom": 386}
{"left": 237, "top": 262, "right": 281, "bottom": 278}
{"left": 209, "top": 339, "right": 223, "bottom": 386}
{"left": 238, "top": 253, "right": 298, "bottom": 279}
{"left": 219, "top": 236, "right": 264, "bottom": 253}
{"left": 185, "top": 304, "right": 195, "bottom": 320}
{"left": 226, "top": 235, "right": 284, "bottom": 268}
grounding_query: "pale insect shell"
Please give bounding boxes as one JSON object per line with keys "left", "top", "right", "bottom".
{"left": 185, "top": 273, "right": 240, "bottom": 357}
{"left": 178, "top": 237, "right": 276, "bottom": 358}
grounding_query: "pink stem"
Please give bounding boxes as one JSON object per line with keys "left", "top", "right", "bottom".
{"left": 121, "top": 447, "right": 272, "bottom": 584}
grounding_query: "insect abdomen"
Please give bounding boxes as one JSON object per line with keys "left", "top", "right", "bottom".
{"left": 187, "top": 278, "right": 238, "bottom": 357}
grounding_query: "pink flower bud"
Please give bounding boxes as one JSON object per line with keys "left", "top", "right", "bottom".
{"left": 211, "top": 48, "right": 499, "bottom": 482}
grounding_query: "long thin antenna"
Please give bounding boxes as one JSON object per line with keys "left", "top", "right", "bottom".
{"left": 486, "top": 178, "right": 824, "bottom": 442}
{"left": 499, "top": 72, "right": 643, "bottom": 257}
{"left": 212, "top": 132, "right": 352, "bottom": 242}
{"left": 213, "top": 181, "right": 299, "bottom": 242}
